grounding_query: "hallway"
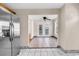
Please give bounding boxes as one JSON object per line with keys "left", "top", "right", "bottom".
{"left": 29, "top": 37, "right": 57, "bottom": 47}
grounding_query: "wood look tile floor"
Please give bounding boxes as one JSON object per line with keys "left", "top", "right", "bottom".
{"left": 18, "top": 37, "right": 79, "bottom": 56}
{"left": 29, "top": 37, "right": 57, "bottom": 47}
{"left": 18, "top": 48, "right": 79, "bottom": 56}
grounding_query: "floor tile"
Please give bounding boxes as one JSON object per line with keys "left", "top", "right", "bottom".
{"left": 18, "top": 48, "right": 79, "bottom": 56}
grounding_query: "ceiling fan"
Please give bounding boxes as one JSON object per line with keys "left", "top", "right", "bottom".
{"left": 43, "top": 16, "right": 51, "bottom": 21}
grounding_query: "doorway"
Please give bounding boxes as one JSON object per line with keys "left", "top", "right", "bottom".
{"left": 28, "top": 15, "right": 58, "bottom": 48}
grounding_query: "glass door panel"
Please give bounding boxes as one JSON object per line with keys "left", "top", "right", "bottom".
{"left": 45, "top": 27, "right": 49, "bottom": 35}
{"left": 39, "top": 25, "right": 43, "bottom": 35}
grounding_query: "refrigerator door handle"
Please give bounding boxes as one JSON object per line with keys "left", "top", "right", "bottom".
{"left": 9, "top": 20, "right": 14, "bottom": 42}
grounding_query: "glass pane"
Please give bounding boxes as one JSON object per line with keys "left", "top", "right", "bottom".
{"left": 45, "top": 27, "right": 49, "bottom": 35}
{"left": 39, "top": 25, "right": 43, "bottom": 35}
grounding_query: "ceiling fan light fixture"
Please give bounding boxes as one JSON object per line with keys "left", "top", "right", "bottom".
{"left": 43, "top": 17, "right": 47, "bottom": 20}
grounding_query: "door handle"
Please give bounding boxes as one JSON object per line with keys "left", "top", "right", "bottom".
{"left": 9, "top": 22, "right": 14, "bottom": 42}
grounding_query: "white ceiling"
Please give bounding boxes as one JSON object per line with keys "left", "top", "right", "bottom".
{"left": 28, "top": 15, "right": 58, "bottom": 21}
{"left": 5, "top": 3, "right": 64, "bottom": 9}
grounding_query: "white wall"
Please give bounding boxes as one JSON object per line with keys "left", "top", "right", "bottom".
{"left": 60, "top": 3, "right": 79, "bottom": 50}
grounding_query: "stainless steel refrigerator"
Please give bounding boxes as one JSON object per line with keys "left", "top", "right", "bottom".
{"left": 0, "top": 9, "right": 20, "bottom": 56}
